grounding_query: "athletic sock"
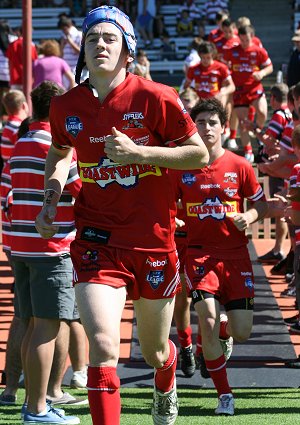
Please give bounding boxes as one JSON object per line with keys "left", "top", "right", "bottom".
{"left": 229, "top": 129, "right": 237, "bottom": 140}
{"left": 248, "top": 105, "right": 255, "bottom": 121}
{"left": 244, "top": 144, "right": 253, "bottom": 154}
{"left": 195, "top": 333, "right": 202, "bottom": 355}
{"left": 219, "top": 320, "right": 230, "bottom": 340}
{"left": 206, "top": 354, "right": 231, "bottom": 396}
{"left": 155, "top": 339, "right": 177, "bottom": 393}
{"left": 177, "top": 326, "right": 192, "bottom": 348}
{"left": 87, "top": 366, "right": 120, "bottom": 425}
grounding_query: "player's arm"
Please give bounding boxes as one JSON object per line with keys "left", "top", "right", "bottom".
{"left": 219, "top": 76, "right": 235, "bottom": 97}
{"left": 104, "top": 127, "right": 209, "bottom": 170}
{"left": 231, "top": 200, "right": 268, "bottom": 231}
{"left": 253, "top": 62, "right": 273, "bottom": 81}
{"left": 35, "top": 144, "right": 74, "bottom": 239}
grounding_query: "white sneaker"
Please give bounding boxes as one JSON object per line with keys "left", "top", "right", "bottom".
{"left": 221, "top": 128, "right": 230, "bottom": 144}
{"left": 219, "top": 314, "right": 233, "bottom": 361}
{"left": 151, "top": 374, "right": 178, "bottom": 425}
{"left": 70, "top": 368, "right": 87, "bottom": 389}
{"left": 244, "top": 152, "right": 254, "bottom": 163}
{"left": 226, "top": 139, "right": 238, "bottom": 151}
{"left": 215, "top": 393, "right": 235, "bottom": 415}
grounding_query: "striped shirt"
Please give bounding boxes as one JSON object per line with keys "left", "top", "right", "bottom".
{"left": 0, "top": 162, "right": 12, "bottom": 252}
{"left": 1, "top": 115, "right": 23, "bottom": 164}
{"left": 10, "top": 121, "right": 81, "bottom": 258}
{"left": 266, "top": 107, "right": 292, "bottom": 141}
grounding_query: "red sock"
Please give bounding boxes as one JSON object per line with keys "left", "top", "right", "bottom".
{"left": 219, "top": 320, "right": 230, "bottom": 340}
{"left": 195, "top": 333, "right": 202, "bottom": 355}
{"left": 87, "top": 366, "right": 121, "bottom": 425}
{"left": 155, "top": 340, "right": 177, "bottom": 393}
{"left": 205, "top": 355, "right": 231, "bottom": 396}
{"left": 248, "top": 105, "right": 255, "bottom": 121}
{"left": 229, "top": 129, "right": 237, "bottom": 139}
{"left": 177, "top": 326, "right": 192, "bottom": 348}
{"left": 244, "top": 144, "right": 253, "bottom": 154}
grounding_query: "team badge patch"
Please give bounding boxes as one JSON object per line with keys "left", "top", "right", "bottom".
{"left": 146, "top": 270, "right": 164, "bottom": 290}
{"left": 65, "top": 116, "right": 83, "bottom": 137}
{"left": 245, "top": 277, "right": 254, "bottom": 289}
{"left": 182, "top": 173, "right": 196, "bottom": 186}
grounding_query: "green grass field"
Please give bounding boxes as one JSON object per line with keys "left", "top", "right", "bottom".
{"left": 1, "top": 388, "right": 300, "bottom": 424}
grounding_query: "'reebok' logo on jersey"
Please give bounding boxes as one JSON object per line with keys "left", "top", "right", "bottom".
{"left": 79, "top": 157, "right": 162, "bottom": 188}
{"left": 186, "top": 196, "right": 237, "bottom": 220}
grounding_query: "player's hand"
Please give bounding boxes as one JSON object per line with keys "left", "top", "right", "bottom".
{"left": 35, "top": 206, "right": 59, "bottom": 239}
{"left": 104, "top": 127, "right": 139, "bottom": 164}
{"left": 252, "top": 71, "right": 263, "bottom": 81}
{"left": 240, "top": 118, "right": 255, "bottom": 132}
{"left": 231, "top": 213, "right": 249, "bottom": 231}
{"left": 175, "top": 217, "right": 185, "bottom": 228}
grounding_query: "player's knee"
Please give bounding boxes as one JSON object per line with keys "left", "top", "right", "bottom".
{"left": 90, "top": 332, "right": 119, "bottom": 363}
{"left": 231, "top": 326, "right": 251, "bottom": 343}
{"left": 142, "top": 345, "right": 168, "bottom": 368}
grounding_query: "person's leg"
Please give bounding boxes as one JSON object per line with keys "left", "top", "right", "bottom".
{"left": 173, "top": 277, "right": 195, "bottom": 377}
{"left": 235, "top": 106, "right": 253, "bottom": 160}
{"left": 47, "top": 320, "right": 70, "bottom": 399}
{"left": 252, "top": 94, "right": 268, "bottom": 129}
{"left": 274, "top": 217, "right": 289, "bottom": 254}
{"left": 26, "top": 318, "right": 61, "bottom": 414}
{"left": 69, "top": 320, "right": 87, "bottom": 388}
{"left": 75, "top": 283, "right": 127, "bottom": 425}
{"left": 0, "top": 316, "right": 28, "bottom": 402}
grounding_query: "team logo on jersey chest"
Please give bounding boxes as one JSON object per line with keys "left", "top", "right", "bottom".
{"left": 182, "top": 173, "right": 196, "bottom": 186}
{"left": 65, "top": 116, "right": 83, "bottom": 138}
{"left": 224, "top": 187, "right": 237, "bottom": 198}
{"left": 224, "top": 172, "right": 237, "bottom": 184}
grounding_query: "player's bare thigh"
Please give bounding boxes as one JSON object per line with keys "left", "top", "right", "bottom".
{"left": 75, "top": 282, "right": 127, "bottom": 367}
{"left": 252, "top": 94, "right": 268, "bottom": 126}
{"left": 133, "top": 296, "right": 175, "bottom": 367}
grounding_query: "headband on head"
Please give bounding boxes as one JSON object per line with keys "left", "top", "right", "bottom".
{"left": 75, "top": 6, "right": 137, "bottom": 84}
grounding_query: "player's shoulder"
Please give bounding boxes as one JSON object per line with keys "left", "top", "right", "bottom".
{"left": 224, "top": 149, "right": 253, "bottom": 168}
{"left": 129, "top": 73, "right": 178, "bottom": 98}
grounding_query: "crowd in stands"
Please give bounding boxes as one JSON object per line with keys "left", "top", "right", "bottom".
{"left": 2, "top": 0, "right": 300, "bottom": 423}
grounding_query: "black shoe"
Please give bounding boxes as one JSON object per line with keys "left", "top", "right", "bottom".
{"left": 195, "top": 353, "right": 210, "bottom": 379}
{"left": 284, "top": 314, "right": 300, "bottom": 325}
{"left": 179, "top": 345, "right": 196, "bottom": 378}
{"left": 270, "top": 257, "right": 287, "bottom": 275}
{"left": 281, "top": 287, "right": 296, "bottom": 297}
{"left": 289, "top": 321, "right": 300, "bottom": 334}
{"left": 258, "top": 250, "right": 285, "bottom": 263}
{"left": 286, "top": 355, "right": 300, "bottom": 368}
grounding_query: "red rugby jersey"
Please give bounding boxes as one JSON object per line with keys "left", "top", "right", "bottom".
{"left": 49, "top": 73, "right": 198, "bottom": 252}
{"left": 224, "top": 43, "right": 271, "bottom": 92}
{"left": 265, "top": 107, "right": 292, "bottom": 140}
{"left": 172, "top": 150, "right": 265, "bottom": 258}
{"left": 1, "top": 115, "right": 22, "bottom": 163}
{"left": 10, "top": 121, "right": 81, "bottom": 258}
{"left": 186, "top": 60, "right": 231, "bottom": 99}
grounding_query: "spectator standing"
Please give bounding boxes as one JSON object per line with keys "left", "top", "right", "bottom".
{"left": 33, "top": 39, "right": 75, "bottom": 89}
{"left": 58, "top": 16, "right": 87, "bottom": 85}
{"left": 135, "top": 0, "right": 156, "bottom": 47}
{"left": 202, "top": 0, "right": 228, "bottom": 25}
{"left": 176, "top": 0, "right": 202, "bottom": 28}
{"left": 35, "top": 6, "right": 209, "bottom": 425}
{"left": 0, "top": 20, "right": 17, "bottom": 127}
{"left": 10, "top": 81, "right": 83, "bottom": 424}
{"left": 6, "top": 28, "right": 38, "bottom": 90}
{"left": 287, "top": 31, "right": 300, "bottom": 87}
{"left": 172, "top": 98, "right": 268, "bottom": 416}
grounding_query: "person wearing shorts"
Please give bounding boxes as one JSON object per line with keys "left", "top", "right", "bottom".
{"left": 171, "top": 98, "right": 268, "bottom": 416}
{"left": 223, "top": 25, "right": 273, "bottom": 162}
{"left": 10, "top": 81, "right": 83, "bottom": 425}
{"left": 35, "top": 6, "right": 209, "bottom": 425}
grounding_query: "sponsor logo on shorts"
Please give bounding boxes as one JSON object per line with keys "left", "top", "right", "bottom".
{"left": 194, "top": 265, "right": 205, "bottom": 275}
{"left": 245, "top": 277, "right": 254, "bottom": 289}
{"left": 82, "top": 249, "right": 98, "bottom": 262}
{"left": 241, "top": 271, "right": 252, "bottom": 276}
{"left": 182, "top": 173, "right": 196, "bottom": 186}
{"left": 65, "top": 116, "right": 83, "bottom": 137}
{"left": 146, "top": 270, "right": 164, "bottom": 289}
{"left": 146, "top": 258, "right": 168, "bottom": 267}
{"left": 80, "top": 249, "right": 101, "bottom": 272}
